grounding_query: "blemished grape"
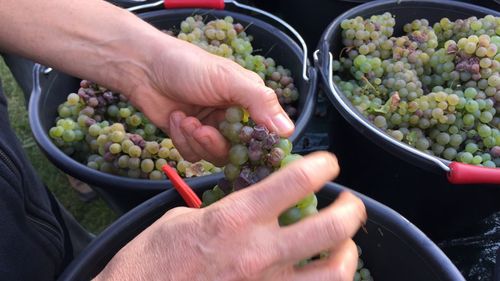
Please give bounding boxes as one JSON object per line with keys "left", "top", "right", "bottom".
{"left": 332, "top": 13, "right": 499, "bottom": 168}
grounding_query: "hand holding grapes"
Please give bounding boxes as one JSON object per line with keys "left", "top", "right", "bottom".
{"left": 94, "top": 152, "right": 366, "bottom": 281}
{"left": 122, "top": 35, "right": 294, "bottom": 166}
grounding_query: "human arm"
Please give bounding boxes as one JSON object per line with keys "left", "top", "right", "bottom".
{"left": 0, "top": 0, "right": 294, "bottom": 165}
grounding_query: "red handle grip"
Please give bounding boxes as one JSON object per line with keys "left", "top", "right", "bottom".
{"left": 164, "top": 0, "right": 225, "bottom": 9}
{"left": 447, "top": 162, "right": 500, "bottom": 185}
{"left": 162, "top": 164, "right": 202, "bottom": 208}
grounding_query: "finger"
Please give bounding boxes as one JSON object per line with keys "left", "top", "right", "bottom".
{"left": 221, "top": 151, "right": 340, "bottom": 221}
{"left": 230, "top": 71, "right": 295, "bottom": 137}
{"left": 168, "top": 111, "right": 200, "bottom": 162}
{"left": 278, "top": 192, "right": 366, "bottom": 263}
{"left": 180, "top": 117, "right": 229, "bottom": 166}
{"left": 192, "top": 125, "right": 230, "bottom": 166}
{"left": 291, "top": 239, "right": 358, "bottom": 281}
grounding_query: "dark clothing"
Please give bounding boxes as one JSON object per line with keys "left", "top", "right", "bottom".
{"left": 0, "top": 77, "right": 91, "bottom": 280}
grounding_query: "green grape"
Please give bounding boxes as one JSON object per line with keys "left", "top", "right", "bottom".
{"left": 229, "top": 144, "right": 249, "bottom": 166}
{"left": 225, "top": 106, "right": 244, "bottom": 123}
{"left": 149, "top": 170, "right": 163, "bottom": 180}
{"left": 478, "top": 124, "right": 492, "bottom": 138}
{"left": 280, "top": 154, "right": 303, "bottom": 168}
{"left": 278, "top": 207, "right": 302, "bottom": 226}
{"left": 465, "top": 143, "right": 479, "bottom": 154}
{"left": 109, "top": 143, "right": 122, "bottom": 154}
{"left": 67, "top": 93, "right": 80, "bottom": 105}
{"left": 62, "top": 130, "right": 75, "bottom": 142}
{"left": 140, "top": 159, "right": 155, "bottom": 173}
{"left": 49, "top": 126, "right": 64, "bottom": 138}
{"left": 224, "top": 163, "right": 240, "bottom": 181}
{"left": 128, "top": 145, "right": 142, "bottom": 158}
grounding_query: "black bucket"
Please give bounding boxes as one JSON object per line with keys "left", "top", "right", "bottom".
{"left": 314, "top": 1, "right": 500, "bottom": 275}
{"left": 317, "top": 0, "right": 500, "bottom": 185}
{"left": 29, "top": 8, "right": 317, "bottom": 213}
{"left": 57, "top": 182, "right": 464, "bottom": 281}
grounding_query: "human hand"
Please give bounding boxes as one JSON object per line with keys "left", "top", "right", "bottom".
{"left": 94, "top": 152, "right": 366, "bottom": 281}
{"left": 123, "top": 35, "right": 294, "bottom": 166}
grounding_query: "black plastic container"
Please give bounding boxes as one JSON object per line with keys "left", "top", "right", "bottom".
{"left": 29, "top": 9, "right": 317, "bottom": 213}
{"left": 318, "top": 0, "right": 500, "bottom": 185}
{"left": 314, "top": 2, "right": 500, "bottom": 278}
{"left": 57, "top": 182, "right": 464, "bottom": 281}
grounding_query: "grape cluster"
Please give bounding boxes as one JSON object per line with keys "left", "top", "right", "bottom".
{"left": 49, "top": 80, "right": 222, "bottom": 179}
{"left": 201, "top": 106, "right": 308, "bottom": 219}
{"left": 170, "top": 15, "right": 300, "bottom": 118}
{"left": 433, "top": 15, "right": 500, "bottom": 44}
{"left": 333, "top": 13, "right": 500, "bottom": 167}
{"left": 201, "top": 107, "right": 373, "bottom": 278}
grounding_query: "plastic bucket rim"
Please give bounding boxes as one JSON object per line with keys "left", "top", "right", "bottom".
{"left": 58, "top": 181, "right": 464, "bottom": 281}
{"left": 316, "top": 0, "right": 500, "bottom": 174}
{"left": 29, "top": 8, "right": 317, "bottom": 191}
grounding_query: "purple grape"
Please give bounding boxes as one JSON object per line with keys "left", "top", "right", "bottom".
{"left": 103, "top": 152, "right": 115, "bottom": 162}
{"left": 252, "top": 124, "right": 269, "bottom": 141}
{"left": 88, "top": 97, "right": 99, "bottom": 107}
{"left": 239, "top": 126, "right": 254, "bottom": 144}
{"left": 262, "top": 132, "right": 279, "bottom": 149}
{"left": 267, "top": 147, "right": 285, "bottom": 167}
{"left": 254, "top": 166, "right": 271, "bottom": 181}
{"left": 491, "top": 146, "right": 500, "bottom": 158}
{"left": 217, "top": 178, "right": 232, "bottom": 194}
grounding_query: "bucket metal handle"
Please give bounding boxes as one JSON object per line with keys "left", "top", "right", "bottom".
{"left": 128, "top": 0, "right": 310, "bottom": 82}
{"left": 318, "top": 49, "right": 500, "bottom": 185}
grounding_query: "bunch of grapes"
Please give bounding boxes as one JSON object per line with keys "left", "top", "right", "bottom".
{"left": 170, "top": 15, "right": 300, "bottom": 118}
{"left": 200, "top": 107, "right": 373, "bottom": 279}
{"left": 433, "top": 15, "right": 500, "bottom": 44}
{"left": 49, "top": 80, "right": 222, "bottom": 179}
{"left": 201, "top": 106, "right": 306, "bottom": 220}
{"left": 333, "top": 13, "right": 500, "bottom": 167}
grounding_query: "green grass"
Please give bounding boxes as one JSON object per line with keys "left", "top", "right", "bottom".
{"left": 0, "top": 57, "right": 116, "bottom": 234}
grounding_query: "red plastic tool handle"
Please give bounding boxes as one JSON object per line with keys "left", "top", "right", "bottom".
{"left": 447, "top": 162, "right": 500, "bottom": 185}
{"left": 164, "top": 0, "right": 225, "bottom": 9}
{"left": 162, "top": 164, "right": 202, "bottom": 208}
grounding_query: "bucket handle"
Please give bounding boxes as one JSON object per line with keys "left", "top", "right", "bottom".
{"left": 317, "top": 49, "right": 500, "bottom": 185}
{"left": 448, "top": 162, "right": 500, "bottom": 185}
{"left": 127, "top": 0, "right": 310, "bottom": 82}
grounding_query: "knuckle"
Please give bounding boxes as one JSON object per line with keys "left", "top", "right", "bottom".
{"left": 202, "top": 205, "right": 243, "bottom": 235}
{"left": 325, "top": 211, "right": 349, "bottom": 240}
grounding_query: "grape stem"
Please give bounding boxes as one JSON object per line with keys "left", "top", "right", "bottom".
{"left": 339, "top": 46, "right": 354, "bottom": 59}
{"left": 361, "top": 76, "right": 382, "bottom": 97}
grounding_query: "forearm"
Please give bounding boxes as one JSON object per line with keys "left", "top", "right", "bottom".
{"left": 0, "top": 0, "right": 173, "bottom": 93}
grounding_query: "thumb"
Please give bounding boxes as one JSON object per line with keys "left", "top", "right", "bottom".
{"left": 232, "top": 71, "right": 295, "bottom": 137}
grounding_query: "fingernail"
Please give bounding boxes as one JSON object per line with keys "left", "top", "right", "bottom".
{"left": 272, "top": 113, "right": 294, "bottom": 134}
